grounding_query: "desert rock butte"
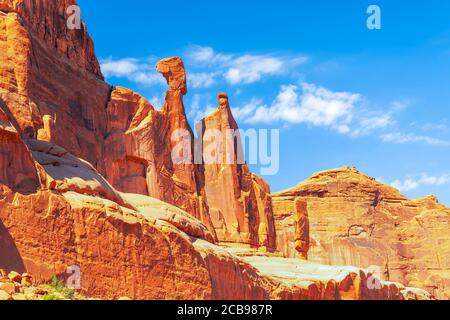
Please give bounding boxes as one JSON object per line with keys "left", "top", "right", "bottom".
{"left": 0, "top": 0, "right": 448, "bottom": 300}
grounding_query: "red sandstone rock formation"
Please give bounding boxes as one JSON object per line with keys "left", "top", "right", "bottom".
{"left": 0, "top": 108, "right": 39, "bottom": 193}
{"left": 272, "top": 166, "right": 450, "bottom": 299}
{"left": 103, "top": 71, "right": 214, "bottom": 235}
{"left": 0, "top": 142, "right": 428, "bottom": 299}
{"left": 0, "top": 183, "right": 430, "bottom": 300}
{"left": 294, "top": 199, "right": 310, "bottom": 259}
{"left": 0, "top": 0, "right": 111, "bottom": 170}
{"left": 0, "top": 0, "right": 440, "bottom": 300}
{"left": 201, "top": 93, "right": 276, "bottom": 250}
{"left": 0, "top": 0, "right": 212, "bottom": 232}
{"left": 0, "top": 0, "right": 276, "bottom": 250}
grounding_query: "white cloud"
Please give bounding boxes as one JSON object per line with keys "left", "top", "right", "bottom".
{"left": 186, "top": 45, "right": 307, "bottom": 85}
{"left": 186, "top": 45, "right": 231, "bottom": 65}
{"left": 131, "top": 72, "right": 164, "bottom": 86}
{"left": 391, "top": 179, "right": 419, "bottom": 192}
{"left": 100, "top": 58, "right": 164, "bottom": 87}
{"left": 101, "top": 58, "right": 140, "bottom": 77}
{"left": 188, "top": 72, "right": 217, "bottom": 88}
{"left": 381, "top": 132, "right": 449, "bottom": 146}
{"left": 148, "top": 94, "right": 165, "bottom": 109}
{"left": 390, "top": 174, "right": 450, "bottom": 192}
{"left": 224, "top": 55, "right": 284, "bottom": 85}
{"left": 187, "top": 46, "right": 215, "bottom": 62}
{"left": 231, "top": 98, "right": 263, "bottom": 121}
{"left": 351, "top": 113, "right": 394, "bottom": 137}
{"left": 390, "top": 100, "right": 411, "bottom": 112}
{"left": 212, "top": 80, "right": 446, "bottom": 146}
{"left": 101, "top": 46, "right": 308, "bottom": 88}
{"left": 100, "top": 53, "right": 447, "bottom": 148}
{"left": 189, "top": 94, "right": 216, "bottom": 123}
{"left": 421, "top": 122, "right": 449, "bottom": 132}
{"left": 235, "top": 82, "right": 359, "bottom": 133}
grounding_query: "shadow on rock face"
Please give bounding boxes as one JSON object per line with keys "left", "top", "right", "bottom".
{"left": 0, "top": 220, "right": 25, "bottom": 274}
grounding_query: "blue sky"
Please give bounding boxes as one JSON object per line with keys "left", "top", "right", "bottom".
{"left": 78, "top": 0, "right": 450, "bottom": 204}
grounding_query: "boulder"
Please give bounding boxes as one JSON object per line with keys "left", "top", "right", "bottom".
{"left": 0, "top": 281, "right": 15, "bottom": 294}
{"left": 0, "top": 289, "right": 13, "bottom": 300}
{"left": 8, "top": 271, "right": 21, "bottom": 283}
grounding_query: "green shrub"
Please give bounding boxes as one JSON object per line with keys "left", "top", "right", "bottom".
{"left": 48, "top": 275, "right": 76, "bottom": 300}
{"left": 43, "top": 293, "right": 61, "bottom": 301}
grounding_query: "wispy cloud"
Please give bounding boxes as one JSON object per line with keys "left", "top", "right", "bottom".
{"left": 224, "top": 55, "right": 284, "bottom": 84}
{"left": 232, "top": 82, "right": 359, "bottom": 133}
{"left": 389, "top": 174, "right": 450, "bottom": 192}
{"left": 100, "top": 53, "right": 448, "bottom": 148}
{"left": 351, "top": 113, "right": 394, "bottom": 137}
{"left": 390, "top": 100, "right": 411, "bottom": 112}
{"left": 187, "top": 72, "right": 218, "bottom": 88}
{"left": 409, "top": 119, "right": 450, "bottom": 133}
{"left": 229, "top": 87, "right": 449, "bottom": 146}
{"left": 350, "top": 100, "right": 411, "bottom": 137}
{"left": 189, "top": 94, "right": 215, "bottom": 123}
{"left": 100, "top": 57, "right": 164, "bottom": 87}
{"left": 101, "top": 58, "right": 140, "bottom": 77}
{"left": 148, "top": 94, "right": 165, "bottom": 109}
{"left": 101, "top": 46, "right": 307, "bottom": 89}
{"left": 186, "top": 45, "right": 308, "bottom": 86}
{"left": 231, "top": 98, "right": 264, "bottom": 121}
{"left": 186, "top": 46, "right": 231, "bottom": 65}
{"left": 381, "top": 132, "right": 450, "bottom": 146}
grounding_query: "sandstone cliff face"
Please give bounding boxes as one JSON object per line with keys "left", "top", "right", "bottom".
{"left": 293, "top": 199, "right": 310, "bottom": 259}
{"left": 0, "top": 108, "right": 39, "bottom": 194}
{"left": 272, "top": 166, "right": 450, "bottom": 299}
{"left": 0, "top": 0, "right": 111, "bottom": 171}
{"left": 0, "top": 0, "right": 213, "bottom": 235}
{"left": 201, "top": 93, "right": 276, "bottom": 250}
{"left": 103, "top": 60, "right": 214, "bottom": 237}
{"left": 0, "top": 144, "right": 427, "bottom": 299}
{"left": 0, "top": 0, "right": 276, "bottom": 250}
{"left": 0, "top": 184, "right": 429, "bottom": 300}
{"left": 0, "top": 0, "right": 440, "bottom": 300}
{"left": 103, "top": 65, "right": 276, "bottom": 249}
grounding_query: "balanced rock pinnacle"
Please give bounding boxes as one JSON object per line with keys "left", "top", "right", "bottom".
{"left": 218, "top": 92, "right": 230, "bottom": 110}
{"left": 156, "top": 57, "right": 187, "bottom": 95}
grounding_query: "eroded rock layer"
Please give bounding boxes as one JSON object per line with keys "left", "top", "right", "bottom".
{"left": 103, "top": 77, "right": 214, "bottom": 236}
{"left": 272, "top": 166, "right": 450, "bottom": 299}
{"left": 0, "top": 0, "right": 111, "bottom": 171}
{"left": 0, "top": 0, "right": 442, "bottom": 300}
{"left": 0, "top": 182, "right": 429, "bottom": 300}
{"left": 0, "top": 0, "right": 277, "bottom": 250}
{"left": 0, "top": 108, "right": 39, "bottom": 194}
{"left": 0, "top": 141, "right": 428, "bottom": 300}
{"left": 201, "top": 93, "right": 276, "bottom": 250}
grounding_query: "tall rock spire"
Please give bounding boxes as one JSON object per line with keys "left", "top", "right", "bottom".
{"left": 201, "top": 93, "right": 276, "bottom": 250}
{"left": 104, "top": 59, "right": 216, "bottom": 238}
